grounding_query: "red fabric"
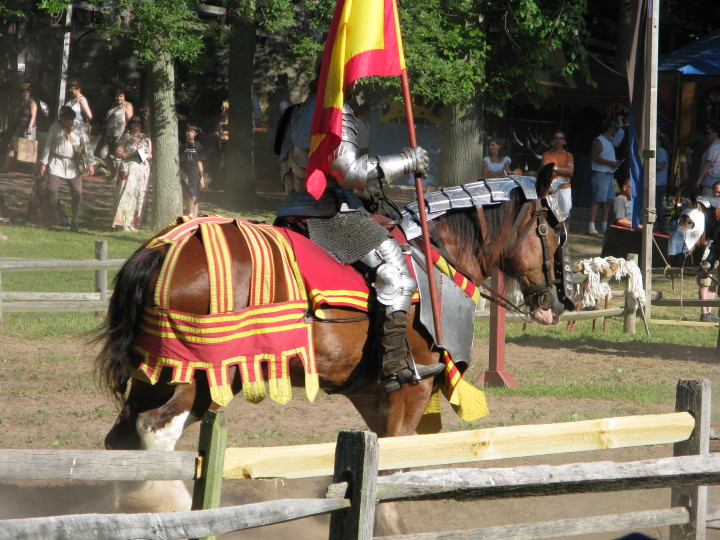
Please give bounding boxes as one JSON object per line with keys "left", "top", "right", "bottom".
{"left": 276, "top": 228, "right": 370, "bottom": 309}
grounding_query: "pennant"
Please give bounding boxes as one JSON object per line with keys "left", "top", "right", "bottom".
{"left": 306, "top": 0, "right": 406, "bottom": 199}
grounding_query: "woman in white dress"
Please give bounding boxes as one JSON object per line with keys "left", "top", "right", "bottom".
{"left": 112, "top": 116, "right": 151, "bottom": 231}
{"left": 482, "top": 136, "right": 512, "bottom": 178}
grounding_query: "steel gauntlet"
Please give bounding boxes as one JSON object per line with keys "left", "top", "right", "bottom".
{"left": 377, "top": 146, "right": 430, "bottom": 182}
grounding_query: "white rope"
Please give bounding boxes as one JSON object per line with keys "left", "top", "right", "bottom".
{"left": 577, "top": 257, "right": 612, "bottom": 307}
{"left": 575, "top": 256, "right": 645, "bottom": 309}
{"left": 607, "top": 256, "right": 646, "bottom": 310}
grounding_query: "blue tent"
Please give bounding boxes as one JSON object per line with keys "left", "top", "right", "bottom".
{"left": 659, "top": 29, "right": 720, "bottom": 75}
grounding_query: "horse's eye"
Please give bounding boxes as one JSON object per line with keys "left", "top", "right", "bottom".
{"left": 554, "top": 225, "right": 564, "bottom": 236}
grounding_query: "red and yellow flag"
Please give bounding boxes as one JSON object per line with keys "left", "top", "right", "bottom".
{"left": 306, "top": 0, "right": 406, "bottom": 199}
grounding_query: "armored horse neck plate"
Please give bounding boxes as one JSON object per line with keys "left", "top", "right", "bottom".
{"left": 399, "top": 176, "right": 539, "bottom": 241}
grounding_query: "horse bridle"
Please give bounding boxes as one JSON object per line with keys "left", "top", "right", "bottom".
{"left": 500, "top": 199, "right": 556, "bottom": 311}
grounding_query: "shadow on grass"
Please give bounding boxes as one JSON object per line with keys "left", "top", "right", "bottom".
{"left": 506, "top": 333, "right": 720, "bottom": 365}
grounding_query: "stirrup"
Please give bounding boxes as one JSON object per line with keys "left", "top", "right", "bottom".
{"left": 382, "top": 362, "right": 445, "bottom": 393}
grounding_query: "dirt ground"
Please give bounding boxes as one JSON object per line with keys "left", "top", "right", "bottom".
{"left": 1, "top": 329, "right": 719, "bottom": 539}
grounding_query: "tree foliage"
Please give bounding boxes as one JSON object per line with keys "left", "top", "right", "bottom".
{"left": 38, "top": 0, "right": 203, "bottom": 65}
{"left": 400, "top": 0, "right": 591, "bottom": 111}
{"left": 286, "top": 0, "right": 591, "bottom": 112}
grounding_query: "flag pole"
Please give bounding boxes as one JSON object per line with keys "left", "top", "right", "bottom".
{"left": 399, "top": 71, "right": 446, "bottom": 349}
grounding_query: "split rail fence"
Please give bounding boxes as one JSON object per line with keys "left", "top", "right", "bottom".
{"left": 0, "top": 379, "right": 718, "bottom": 539}
{"left": 0, "top": 239, "right": 123, "bottom": 324}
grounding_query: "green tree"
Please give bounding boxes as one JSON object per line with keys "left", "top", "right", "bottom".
{"left": 39, "top": 0, "right": 204, "bottom": 227}
{"left": 223, "top": 0, "right": 295, "bottom": 210}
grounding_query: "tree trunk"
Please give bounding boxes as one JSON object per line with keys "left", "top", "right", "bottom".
{"left": 225, "top": 12, "right": 257, "bottom": 210}
{"left": 439, "top": 101, "right": 483, "bottom": 187}
{"left": 149, "top": 47, "right": 182, "bottom": 228}
{"left": 615, "top": 0, "right": 633, "bottom": 72}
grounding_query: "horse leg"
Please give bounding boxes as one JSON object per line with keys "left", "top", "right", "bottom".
{"left": 346, "top": 379, "right": 435, "bottom": 536}
{"left": 107, "top": 381, "right": 203, "bottom": 513}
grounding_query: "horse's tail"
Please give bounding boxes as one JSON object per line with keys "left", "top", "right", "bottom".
{"left": 93, "top": 246, "right": 163, "bottom": 402}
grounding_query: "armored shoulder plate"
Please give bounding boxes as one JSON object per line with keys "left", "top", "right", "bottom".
{"left": 399, "top": 176, "right": 539, "bottom": 240}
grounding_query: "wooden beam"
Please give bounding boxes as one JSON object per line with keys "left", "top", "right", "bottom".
{"left": 358, "top": 454, "right": 720, "bottom": 503}
{"left": 0, "top": 450, "right": 197, "bottom": 481}
{"left": 329, "top": 431, "right": 379, "bottom": 540}
{"left": 374, "top": 506, "right": 691, "bottom": 539}
{"left": 191, "top": 410, "right": 228, "bottom": 540}
{"left": 0, "top": 498, "right": 350, "bottom": 540}
{"left": 671, "top": 379, "right": 711, "bottom": 540}
{"left": 223, "top": 412, "right": 694, "bottom": 480}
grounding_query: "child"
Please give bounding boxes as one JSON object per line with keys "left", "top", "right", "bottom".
{"left": 179, "top": 124, "right": 205, "bottom": 217}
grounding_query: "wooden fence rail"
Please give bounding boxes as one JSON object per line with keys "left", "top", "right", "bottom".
{"left": 0, "top": 239, "right": 124, "bottom": 323}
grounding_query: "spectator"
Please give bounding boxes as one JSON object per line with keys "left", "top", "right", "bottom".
{"left": 608, "top": 176, "right": 640, "bottom": 230}
{"left": 655, "top": 135, "right": 669, "bottom": 234}
{"left": 112, "top": 116, "right": 151, "bottom": 231}
{"left": 3, "top": 83, "right": 38, "bottom": 172}
{"left": 96, "top": 87, "right": 134, "bottom": 179}
{"left": 540, "top": 129, "right": 574, "bottom": 216}
{"left": 179, "top": 124, "right": 205, "bottom": 217}
{"left": 482, "top": 137, "right": 511, "bottom": 179}
{"left": 588, "top": 119, "right": 623, "bottom": 235}
{"left": 275, "top": 77, "right": 317, "bottom": 195}
{"left": 39, "top": 105, "right": 95, "bottom": 232}
{"left": 693, "top": 119, "right": 720, "bottom": 197}
{"left": 65, "top": 79, "right": 93, "bottom": 135}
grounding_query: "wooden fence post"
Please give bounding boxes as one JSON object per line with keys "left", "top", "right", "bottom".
{"left": 624, "top": 253, "right": 638, "bottom": 333}
{"left": 670, "top": 379, "right": 711, "bottom": 540}
{"left": 191, "top": 410, "right": 227, "bottom": 540}
{"left": 329, "top": 431, "right": 379, "bottom": 540}
{"left": 475, "top": 269, "right": 518, "bottom": 388}
{"left": 0, "top": 268, "right": 3, "bottom": 327}
{"left": 95, "top": 240, "right": 108, "bottom": 317}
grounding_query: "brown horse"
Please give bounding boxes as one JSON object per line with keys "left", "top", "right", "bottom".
{"left": 94, "top": 166, "right": 567, "bottom": 518}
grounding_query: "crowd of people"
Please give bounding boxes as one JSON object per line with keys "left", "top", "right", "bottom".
{"left": 0, "top": 80, "right": 219, "bottom": 232}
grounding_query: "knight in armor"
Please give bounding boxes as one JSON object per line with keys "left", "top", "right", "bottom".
{"left": 274, "top": 81, "right": 444, "bottom": 392}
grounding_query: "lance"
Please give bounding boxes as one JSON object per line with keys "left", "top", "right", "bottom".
{"left": 399, "top": 72, "right": 447, "bottom": 353}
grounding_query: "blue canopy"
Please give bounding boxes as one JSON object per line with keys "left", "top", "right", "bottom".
{"left": 659, "top": 29, "right": 720, "bottom": 75}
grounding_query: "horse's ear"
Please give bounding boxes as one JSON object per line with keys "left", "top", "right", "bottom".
{"left": 536, "top": 163, "right": 554, "bottom": 199}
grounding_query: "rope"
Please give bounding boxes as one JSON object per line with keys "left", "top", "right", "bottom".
{"left": 576, "top": 257, "right": 613, "bottom": 308}
{"left": 575, "top": 256, "right": 646, "bottom": 310}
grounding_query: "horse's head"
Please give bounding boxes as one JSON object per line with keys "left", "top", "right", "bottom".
{"left": 499, "top": 164, "right": 570, "bottom": 325}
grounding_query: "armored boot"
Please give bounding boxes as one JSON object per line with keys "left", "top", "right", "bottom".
{"left": 361, "top": 238, "right": 444, "bottom": 393}
{"left": 379, "top": 309, "right": 444, "bottom": 393}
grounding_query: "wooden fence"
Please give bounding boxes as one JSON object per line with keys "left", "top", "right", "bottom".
{"left": 0, "top": 240, "right": 123, "bottom": 324}
{"left": 0, "top": 379, "right": 717, "bottom": 539}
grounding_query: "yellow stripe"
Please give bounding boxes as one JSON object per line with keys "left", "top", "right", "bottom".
{"left": 238, "top": 221, "right": 274, "bottom": 305}
{"left": 155, "top": 235, "right": 192, "bottom": 309}
{"left": 143, "top": 310, "right": 308, "bottom": 335}
{"left": 140, "top": 321, "right": 311, "bottom": 343}
{"left": 143, "top": 302, "right": 307, "bottom": 324}
{"left": 256, "top": 225, "right": 306, "bottom": 302}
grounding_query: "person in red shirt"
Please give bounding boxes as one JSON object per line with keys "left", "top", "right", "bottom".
{"left": 540, "top": 129, "right": 574, "bottom": 216}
